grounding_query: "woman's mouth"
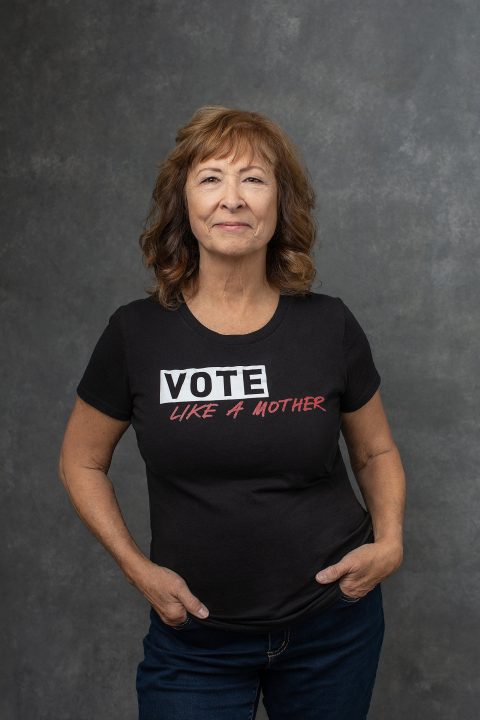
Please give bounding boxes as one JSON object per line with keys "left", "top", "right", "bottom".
{"left": 215, "top": 223, "right": 250, "bottom": 231}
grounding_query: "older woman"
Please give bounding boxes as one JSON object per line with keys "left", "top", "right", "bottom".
{"left": 59, "top": 105, "right": 405, "bottom": 720}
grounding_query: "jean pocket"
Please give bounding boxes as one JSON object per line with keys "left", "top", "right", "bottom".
{"left": 150, "top": 608, "right": 195, "bottom": 631}
{"left": 170, "top": 615, "right": 194, "bottom": 630}
{"left": 339, "top": 592, "right": 362, "bottom": 603}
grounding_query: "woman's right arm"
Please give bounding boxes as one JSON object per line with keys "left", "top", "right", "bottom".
{"left": 58, "top": 396, "right": 210, "bottom": 624}
{"left": 58, "top": 395, "right": 150, "bottom": 584}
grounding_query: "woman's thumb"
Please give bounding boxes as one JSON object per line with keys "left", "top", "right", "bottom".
{"left": 315, "top": 563, "right": 342, "bottom": 583}
{"left": 180, "top": 589, "right": 209, "bottom": 618}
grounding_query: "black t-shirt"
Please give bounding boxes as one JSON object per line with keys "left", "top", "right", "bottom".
{"left": 76, "top": 291, "right": 381, "bottom": 633}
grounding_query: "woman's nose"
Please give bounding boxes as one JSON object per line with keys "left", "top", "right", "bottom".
{"left": 219, "top": 181, "right": 246, "bottom": 209}
{"left": 220, "top": 197, "right": 246, "bottom": 210}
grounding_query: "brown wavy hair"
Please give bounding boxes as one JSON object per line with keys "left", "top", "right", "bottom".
{"left": 139, "top": 105, "right": 319, "bottom": 309}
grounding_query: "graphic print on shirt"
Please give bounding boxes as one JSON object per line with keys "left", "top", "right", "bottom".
{"left": 160, "top": 364, "right": 327, "bottom": 421}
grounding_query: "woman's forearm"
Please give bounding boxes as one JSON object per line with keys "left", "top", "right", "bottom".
{"left": 58, "top": 464, "right": 150, "bottom": 584}
{"left": 353, "top": 443, "right": 406, "bottom": 548}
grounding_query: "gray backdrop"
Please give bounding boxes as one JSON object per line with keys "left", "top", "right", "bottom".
{"left": 2, "top": 1, "right": 478, "bottom": 718}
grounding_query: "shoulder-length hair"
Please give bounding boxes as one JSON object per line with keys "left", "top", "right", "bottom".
{"left": 139, "top": 105, "right": 319, "bottom": 308}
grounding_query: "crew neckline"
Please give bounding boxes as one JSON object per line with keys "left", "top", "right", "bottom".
{"left": 177, "top": 292, "right": 291, "bottom": 346}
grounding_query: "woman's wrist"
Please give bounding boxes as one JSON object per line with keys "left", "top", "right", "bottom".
{"left": 121, "top": 552, "right": 152, "bottom": 586}
{"left": 373, "top": 537, "right": 404, "bottom": 569}
{"left": 374, "top": 535, "right": 403, "bottom": 549}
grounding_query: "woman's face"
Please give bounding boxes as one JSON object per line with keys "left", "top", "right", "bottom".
{"left": 184, "top": 151, "right": 278, "bottom": 260}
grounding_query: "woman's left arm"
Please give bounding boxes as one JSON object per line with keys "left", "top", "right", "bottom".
{"left": 315, "top": 389, "right": 406, "bottom": 596}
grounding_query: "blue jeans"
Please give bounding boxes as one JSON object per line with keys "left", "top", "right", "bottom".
{"left": 136, "top": 583, "right": 385, "bottom": 719}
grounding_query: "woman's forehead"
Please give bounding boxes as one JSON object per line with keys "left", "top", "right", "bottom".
{"left": 190, "top": 150, "right": 273, "bottom": 173}
{"left": 195, "top": 157, "right": 266, "bottom": 169}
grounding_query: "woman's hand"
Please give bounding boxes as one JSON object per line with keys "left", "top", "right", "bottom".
{"left": 127, "top": 560, "right": 210, "bottom": 626}
{"left": 314, "top": 540, "right": 404, "bottom": 599}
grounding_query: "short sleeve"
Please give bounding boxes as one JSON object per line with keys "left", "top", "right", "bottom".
{"left": 338, "top": 299, "right": 381, "bottom": 413}
{"left": 76, "top": 306, "right": 132, "bottom": 421}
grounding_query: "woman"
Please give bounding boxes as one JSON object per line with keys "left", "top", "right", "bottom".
{"left": 59, "top": 105, "right": 405, "bottom": 720}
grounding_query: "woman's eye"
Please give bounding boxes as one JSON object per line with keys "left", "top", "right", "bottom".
{"left": 200, "top": 176, "right": 263, "bottom": 184}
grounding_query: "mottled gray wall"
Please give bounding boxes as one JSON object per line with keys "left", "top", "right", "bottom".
{"left": 2, "top": 0, "right": 478, "bottom": 718}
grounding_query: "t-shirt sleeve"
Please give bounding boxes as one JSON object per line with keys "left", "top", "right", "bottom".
{"left": 338, "top": 298, "right": 381, "bottom": 413}
{"left": 76, "top": 306, "right": 132, "bottom": 421}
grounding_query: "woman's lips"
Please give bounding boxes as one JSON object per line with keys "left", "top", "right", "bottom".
{"left": 215, "top": 223, "right": 250, "bottom": 230}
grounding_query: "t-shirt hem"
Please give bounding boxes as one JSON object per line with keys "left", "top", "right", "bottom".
{"left": 194, "top": 583, "right": 343, "bottom": 634}
{"left": 170, "top": 515, "right": 375, "bottom": 634}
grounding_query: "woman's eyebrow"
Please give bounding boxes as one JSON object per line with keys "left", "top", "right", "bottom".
{"left": 196, "top": 164, "right": 267, "bottom": 176}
